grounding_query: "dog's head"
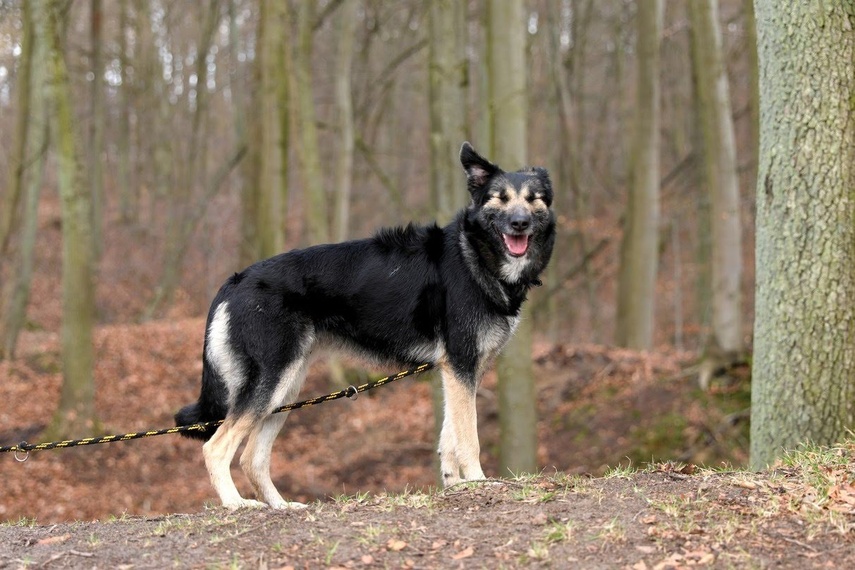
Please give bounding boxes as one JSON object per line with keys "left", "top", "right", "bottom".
{"left": 459, "top": 142, "right": 555, "bottom": 284}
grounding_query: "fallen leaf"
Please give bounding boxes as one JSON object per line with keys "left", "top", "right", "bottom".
{"left": 452, "top": 546, "right": 474, "bottom": 560}
{"left": 633, "top": 561, "right": 649, "bottom": 570}
{"left": 431, "top": 540, "right": 447, "bottom": 550}
{"left": 361, "top": 555, "right": 374, "bottom": 564}
{"left": 36, "top": 534, "right": 71, "bottom": 546}
{"left": 387, "top": 539, "right": 407, "bottom": 552}
{"left": 635, "top": 545, "right": 656, "bottom": 554}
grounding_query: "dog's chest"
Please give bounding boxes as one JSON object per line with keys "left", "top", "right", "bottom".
{"left": 476, "top": 314, "right": 520, "bottom": 359}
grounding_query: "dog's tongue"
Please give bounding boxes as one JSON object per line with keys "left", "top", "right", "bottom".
{"left": 503, "top": 234, "right": 529, "bottom": 256}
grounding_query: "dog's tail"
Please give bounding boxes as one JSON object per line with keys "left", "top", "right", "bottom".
{"left": 175, "top": 362, "right": 227, "bottom": 441}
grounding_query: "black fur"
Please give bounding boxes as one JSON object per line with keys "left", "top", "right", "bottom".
{"left": 176, "top": 142, "right": 556, "bottom": 442}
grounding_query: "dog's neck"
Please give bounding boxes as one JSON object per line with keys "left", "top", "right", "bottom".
{"left": 455, "top": 222, "right": 535, "bottom": 314}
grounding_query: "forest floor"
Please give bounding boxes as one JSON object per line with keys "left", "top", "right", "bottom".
{"left": 0, "top": 320, "right": 853, "bottom": 568}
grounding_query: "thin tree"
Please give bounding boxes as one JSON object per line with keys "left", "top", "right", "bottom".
{"left": 88, "top": 0, "right": 105, "bottom": 257}
{"left": 294, "top": 0, "right": 329, "bottom": 245}
{"left": 41, "top": 0, "right": 98, "bottom": 439}
{"left": 428, "top": 0, "right": 468, "bottom": 483}
{"left": 0, "top": 0, "right": 47, "bottom": 361}
{"left": 688, "top": 0, "right": 743, "bottom": 388}
{"left": 333, "top": 0, "right": 358, "bottom": 242}
{"left": 750, "top": 2, "right": 855, "bottom": 469}
{"left": 487, "top": 0, "right": 537, "bottom": 476}
{"left": 615, "top": 0, "right": 663, "bottom": 350}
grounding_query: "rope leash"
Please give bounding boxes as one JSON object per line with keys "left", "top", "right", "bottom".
{"left": 0, "top": 363, "right": 433, "bottom": 461}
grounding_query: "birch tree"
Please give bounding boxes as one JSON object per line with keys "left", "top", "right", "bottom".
{"left": 615, "top": 0, "right": 663, "bottom": 349}
{"left": 751, "top": 1, "right": 855, "bottom": 469}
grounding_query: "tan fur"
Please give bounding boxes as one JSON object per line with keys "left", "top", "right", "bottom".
{"left": 438, "top": 363, "right": 485, "bottom": 486}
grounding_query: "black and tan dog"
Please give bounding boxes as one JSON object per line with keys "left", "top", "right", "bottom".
{"left": 176, "top": 142, "right": 556, "bottom": 509}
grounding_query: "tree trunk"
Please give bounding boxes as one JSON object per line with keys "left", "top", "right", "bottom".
{"left": 88, "top": 0, "right": 105, "bottom": 258}
{"left": 615, "top": 0, "right": 663, "bottom": 350}
{"left": 487, "top": 0, "right": 537, "bottom": 476}
{"left": 42, "top": 0, "right": 98, "bottom": 439}
{"left": 255, "top": 0, "right": 288, "bottom": 259}
{"left": 295, "top": 0, "right": 329, "bottom": 245}
{"left": 750, "top": 1, "right": 855, "bottom": 469}
{"left": 333, "top": 0, "right": 358, "bottom": 242}
{"left": 428, "top": 0, "right": 468, "bottom": 226}
{"left": 428, "top": 0, "right": 468, "bottom": 484}
{"left": 689, "top": 0, "right": 743, "bottom": 387}
{"left": 117, "top": 0, "right": 134, "bottom": 224}
{"left": 0, "top": 0, "right": 34, "bottom": 259}
{"left": 0, "top": 1, "right": 43, "bottom": 361}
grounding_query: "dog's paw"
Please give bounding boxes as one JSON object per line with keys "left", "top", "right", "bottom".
{"left": 268, "top": 500, "right": 309, "bottom": 510}
{"left": 223, "top": 498, "right": 267, "bottom": 510}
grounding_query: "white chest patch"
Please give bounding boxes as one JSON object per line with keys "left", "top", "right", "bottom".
{"left": 499, "top": 255, "right": 532, "bottom": 284}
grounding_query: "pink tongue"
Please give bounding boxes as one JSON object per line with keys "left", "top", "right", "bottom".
{"left": 503, "top": 234, "right": 529, "bottom": 255}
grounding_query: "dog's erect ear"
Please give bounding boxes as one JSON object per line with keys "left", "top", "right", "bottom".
{"left": 460, "top": 142, "right": 500, "bottom": 190}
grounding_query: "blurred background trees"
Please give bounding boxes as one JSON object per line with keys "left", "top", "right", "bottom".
{"left": 0, "top": 1, "right": 771, "bottom": 455}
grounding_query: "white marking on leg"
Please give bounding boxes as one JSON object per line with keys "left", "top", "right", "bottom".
{"left": 439, "top": 365, "right": 485, "bottom": 486}
{"left": 240, "top": 354, "right": 311, "bottom": 509}
{"left": 203, "top": 415, "right": 264, "bottom": 509}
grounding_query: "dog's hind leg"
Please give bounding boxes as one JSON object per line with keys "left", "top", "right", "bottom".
{"left": 438, "top": 365, "right": 485, "bottom": 487}
{"left": 203, "top": 414, "right": 264, "bottom": 509}
{"left": 239, "top": 357, "right": 310, "bottom": 509}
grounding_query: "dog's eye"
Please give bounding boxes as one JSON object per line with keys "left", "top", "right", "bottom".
{"left": 494, "top": 194, "right": 508, "bottom": 203}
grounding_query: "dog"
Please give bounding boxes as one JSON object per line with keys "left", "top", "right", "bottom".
{"left": 175, "top": 142, "right": 556, "bottom": 509}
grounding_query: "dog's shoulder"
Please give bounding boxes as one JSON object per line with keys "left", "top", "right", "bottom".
{"left": 372, "top": 222, "right": 447, "bottom": 262}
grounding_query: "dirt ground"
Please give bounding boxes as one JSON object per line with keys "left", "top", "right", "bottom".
{"left": 1, "top": 321, "right": 853, "bottom": 568}
{"left": 2, "top": 467, "right": 854, "bottom": 569}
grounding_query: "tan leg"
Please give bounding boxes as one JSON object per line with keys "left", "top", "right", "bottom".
{"left": 438, "top": 365, "right": 485, "bottom": 487}
{"left": 203, "top": 415, "right": 265, "bottom": 509}
{"left": 240, "top": 413, "right": 306, "bottom": 509}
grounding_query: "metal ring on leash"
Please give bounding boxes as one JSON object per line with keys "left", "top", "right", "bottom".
{"left": 14, "top": 442, "right": 29, "bottom": 463}
{"left": 346, "top": 385, "right": 358, "bottom": 400}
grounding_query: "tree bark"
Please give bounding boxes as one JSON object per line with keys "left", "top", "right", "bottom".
{"left": 428, "top": 0, "right": 468, "bottom": 226}
{"left": 428, "top": 0, "right": 468, "bottom": 484}
{"left": 333, "top": 0, "right": 358, "bottom": 242}
{"left": 750, "top": 1, "right": 855, "bottom": 469}
{"left": 295, "top": 0, "right": 329, "bottom": 245}
{"left": 0, "top": 0, "right": 35, "bottom": 259}
{"left": 41, "top": 0, "right": 98, "bottom": 439}
{"left": 615, "top": 0, "right": 663, "bottom": 350}
{"left": 487, "top": 0, "right": 537, "bottom": 476}
{"left": 88, "top": 0, "right": 105, "bottom": 258}
{"left": 0, "top": 1, "right": 45, "bottom": 361}
{"left": 689, "top": 0, "right": 743, "bottom": 387}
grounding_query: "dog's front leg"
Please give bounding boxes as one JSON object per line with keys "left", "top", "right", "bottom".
{"left": 438, "top": 365, "right": 485, "bottom": 487}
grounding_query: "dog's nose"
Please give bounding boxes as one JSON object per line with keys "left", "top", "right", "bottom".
{"left": 510, "top": 212, "right": 531, "bottom": 232}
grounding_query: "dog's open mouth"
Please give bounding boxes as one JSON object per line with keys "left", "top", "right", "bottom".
{"left": 502, "top": 233, "right": 530, "bottom": 257}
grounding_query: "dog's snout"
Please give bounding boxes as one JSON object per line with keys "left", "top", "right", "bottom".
{"left": 510, "top": 211, "right": 531, "bottom": 232}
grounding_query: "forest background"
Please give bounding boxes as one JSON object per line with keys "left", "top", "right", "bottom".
{"left": 0, "top": 0, "right": 835, "bottom": 524}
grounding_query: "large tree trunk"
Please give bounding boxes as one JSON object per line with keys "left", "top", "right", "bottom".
{"left": 750, "top": 1, "right": 855, "bottom": 469}
{"left": 41, "top": 0, "right": 98, "bottom": 439}
{"left": 615, "top": 0, "right": 663, "bottom": 349}
{"left": 487, "top": 0, "right": 537, "bottom": 476}
{"left": 689, "top": 0, "right": 744, "bottom": 387}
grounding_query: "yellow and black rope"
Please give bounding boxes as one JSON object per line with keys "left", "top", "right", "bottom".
{"left": 0, "top": 363, "right": 433, "bottom": 458}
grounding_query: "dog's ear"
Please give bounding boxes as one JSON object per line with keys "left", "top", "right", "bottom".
{"left": 460, "top": 142, "right": 500, "bottom": 190}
